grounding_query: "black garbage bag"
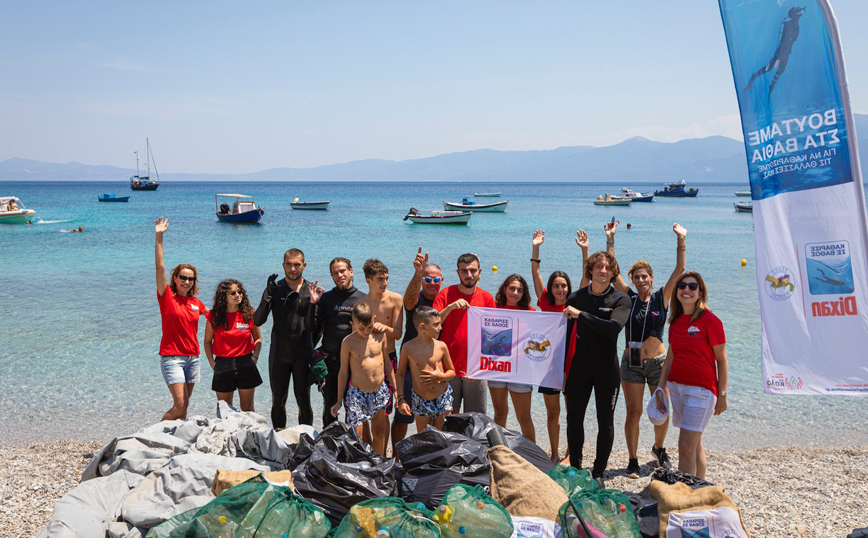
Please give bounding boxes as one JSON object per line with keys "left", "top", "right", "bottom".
{"left": 290, "top": 422, "right": 396, "bottom": 526}
{"left": 627, "top": 488, "right": 661, "bottom": 538}
{"left": 443, "top": 413, "right": 554, "bottom": 473}
{"left": 395, "top": 426, "right": 490, "bottom": 509}
{"left": 650, "top": 468, "right": 714, "bottom": 489}
{"left": 848, "top": 528, "right": 868, "bottom": 538}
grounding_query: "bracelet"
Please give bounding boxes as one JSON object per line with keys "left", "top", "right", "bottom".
{"left": 606, "top": 241, "right": 614, "bottom": 244}
{"left": 530, "top": 258, "right": 540, "bottom": 263}
{"left": 397, "top": 396, "right": 406, "bottom": 402}
{"left": 719, "top": 391, "right": 727, "bottom": 396}
{"left": 677, "top": 246, "right": 686, "bottom": 251}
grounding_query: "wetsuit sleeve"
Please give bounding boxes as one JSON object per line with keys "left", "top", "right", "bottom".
{"left": 577, "top": 294, "right": 630, "bottom": 338}
{"left": 253, "top": 288, "right": 272, "bottom": 327}
{"left": 312, "top": 298, "right": 325, "bottom": 347}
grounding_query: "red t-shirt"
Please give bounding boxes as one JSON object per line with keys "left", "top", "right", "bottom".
{"left": 667, "top": 311, "right": 726, "bottom": 395}
{"left": 433, "top": 285, "right": 496, "bottom": 376}
{"left": 158, "top": 285, "right": 206, "bottom": 356}
{"left": 497, "top": 303, "right": 536, "bottom": 311}
{"left": 206, "top": 310, "right": 256, "bottom": 358}
{"left": 536, "top": 288, "right": 566, "bottom": 313}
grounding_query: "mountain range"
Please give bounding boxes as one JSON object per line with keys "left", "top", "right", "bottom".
{"left": 2, "top": 113, "right": 866, "bottom": 183}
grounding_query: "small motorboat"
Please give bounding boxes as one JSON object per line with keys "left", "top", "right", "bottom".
{"left": 290, "top": 198, "right": 330, "bottom": 210}
{"left": 620, "top": 188, "right": 655, "bottom": 202}
{"left": 594, "top": 195, "right": 632, "bottom": 207}
{"left": 734, "top": 190, "right": 751, "bottom": 197}
{"left": 655, "top": 180, "right": 699, "bottom": 197}
{"left": 443, "top": 198, "right": 508, "bottom": 212}
{"left": 215, "top": 194, "right": 264, "bottom": 223}
{"left": 734, "top": 201, "right": 753, "bottom": 213}
{"left": 0, "top": 196, "right": 37, "bottom": 224}
{"left": 404, "top": 207, "right": 471, "bottom": 225}
{"left": 98, "top": 193, "right": 130, "bottom": 202}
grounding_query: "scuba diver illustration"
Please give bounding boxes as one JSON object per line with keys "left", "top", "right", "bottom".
{"left": 744, "top": 6, "right": 806, "bottom": 95}
{"left": 815, "top": 268, "right": 847, "bottom": 288}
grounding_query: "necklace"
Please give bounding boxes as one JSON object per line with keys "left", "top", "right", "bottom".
{"left": 588, "top": 285, "right": 611, "bottom": 297}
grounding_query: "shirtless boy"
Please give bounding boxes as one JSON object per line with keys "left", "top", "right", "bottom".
{"left": 331, "top": 302, "right": 397, "bottom": 456}
{"left": 397, "top": 307, "right": 456, "bottom": 432}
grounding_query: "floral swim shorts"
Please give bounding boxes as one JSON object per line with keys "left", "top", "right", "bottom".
{"left": 345, "top": 382, "right": 391, "bottom": 427}
{"left": 410, "top": 384, "right": 454, "bottom": 419}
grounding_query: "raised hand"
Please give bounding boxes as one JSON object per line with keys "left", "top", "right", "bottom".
{"left": 308, "top": 279, "right": 325, "bottom": 304}
{"left": 575, "top": 229, "right": 589, "bottom": 250}
{"left": 155, "top": 217, "right": 169, "bottom": 235}
{"left": 673, "top": 222, "right": 687, "bottom": 240}
{"left": 532, "top": 229, "right": 545, "bottom": 248}
{"left": 413, "top": 247, "right": 429, "bottom": 275}
{"left": 604, "top": 220, "right": 618, "bottom": 241}
{"left": 265, "top": 274, "right": 279, "bottom": 299}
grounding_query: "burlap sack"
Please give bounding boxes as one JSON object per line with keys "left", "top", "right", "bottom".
{"left": 649, "top": 480, "right": 749, "bottom": 537}
{"left": 487, "top": 445, "right": 568, "bottom": 522}
{"left": 211, "top": 469, "right": 295, "bottom": 496}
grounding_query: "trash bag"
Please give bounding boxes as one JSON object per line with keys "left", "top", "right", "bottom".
{"left": 545, "top": 465, "right": 599, "bottom": 497}
{"left": 558, "top": 489, "right": 641, "bottom": 538}
{"left": 626, "top": 488, "right": 659, "bottom": 538}
{"left": 291, "top": 422, "right": 396, "bottom": 526}
{"left": 435, "top": 483, "right": 513, "bottom": 538}
{"left": 443, "top": 413, "right": 554, "bottom": 473}
{"left": 146, "top": 475, "right": 331, "bottom": 538}
{"left": 650, "top": 467, "right": 714, "bottom": 489}
{"left": 330, "top": 497, "right": 439, "bottom": 537}
{"left": 394, "top": 427, "right": 490, "bottom": 509}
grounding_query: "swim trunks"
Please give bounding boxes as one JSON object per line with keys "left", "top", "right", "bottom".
{"left": 410, "top": 384, "right": 454, "bottom": 419}
{"left": 345, "top": 381, "right": 390, "bottom": 427}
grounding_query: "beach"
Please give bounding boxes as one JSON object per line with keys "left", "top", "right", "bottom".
{"left": 4, "top": 439, "right": 865, "bottom": 538}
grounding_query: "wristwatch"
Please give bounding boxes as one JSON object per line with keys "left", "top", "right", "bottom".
{"left": 719, "top": 391, "right": 728, "bottom": 396}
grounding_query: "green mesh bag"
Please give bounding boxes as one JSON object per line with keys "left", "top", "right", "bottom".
{"left": 146, "top": 475, "right": 331, "bottom": 538}
{"left": 545, "top": 465, "right": 600, "bottom": 498}
{"left": 330, "top": 497, "right": 440, "bottom": 538}
{"left": 558, "top": 489, "right": 641, "bottom": 538}
{"left": 435, "top": 483, "right": 513, "bottom": 538}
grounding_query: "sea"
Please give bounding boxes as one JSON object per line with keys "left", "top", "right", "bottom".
{"left": 2, "top": 180, "right": 866, "bottom": 450}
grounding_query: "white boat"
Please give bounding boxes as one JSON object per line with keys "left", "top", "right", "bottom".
{"left": 291, "top": 198, "right": 329, "bottom": 210}
{"left": 215, "top": 194, "right": 264, "bottom": 223}
{"left": 443, "top": 198, "right": 508, "bottom": 212}
{"left": 474, "top": 179, "right": 501, "bottom": 197}
{"left": 620, "top": 188, "right": 655, "bottom": 202}
{"left": 593, "top": 195, "right": 632, "bottom": 207}
{"left": 734, "top": 201, "right": 753, "bottom": 213}
{"left": 403, "top": 207, "right": 471, "bottom": 225}
{"left": 0, "top": 196, "right": 37, "bottom": 224}
{"left": 734, "top": 190, "right": 751, "bottom": 197}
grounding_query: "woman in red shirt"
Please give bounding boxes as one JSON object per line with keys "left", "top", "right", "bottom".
{"left": 155, "top": 217, "right": 207, "bottom": 421}
{"left": 656, "top": 271, "right": 728, "bottom": 479}
{"left": 205, "top": 279, "right": 263, "bottom": 412}
{"left": 489, "top": 273, "right": 537, "bottom": 442}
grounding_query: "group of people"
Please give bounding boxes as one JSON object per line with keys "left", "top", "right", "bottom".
{"left": 153, "top": 215, "right": 728, "bottom": 482}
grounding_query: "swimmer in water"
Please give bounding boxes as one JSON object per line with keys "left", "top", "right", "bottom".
{"left": 816, "top": 268, "right": 846, "bottom": 287}
{"left": 69, "top": 226, "right": 83, "bottom": 233}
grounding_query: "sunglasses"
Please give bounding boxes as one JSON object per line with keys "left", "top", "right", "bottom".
{"left": 677, "top": 282, "right": 699, "bottom": 291}
{"left": 424, "top": 277, "right": 443, "bottom": 283}
{"left": 177, "top": 275, "right": 197, "bottom": 283}
{"left": 228, "top": 289, "right": 244, "bottom": 296}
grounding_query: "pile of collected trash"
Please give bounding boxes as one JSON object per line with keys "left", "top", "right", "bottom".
{"left": 37, "top": 404, "right": 750, "bottom": 537}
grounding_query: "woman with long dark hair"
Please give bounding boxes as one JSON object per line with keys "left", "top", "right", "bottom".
{"left": 154, "top": 217, "right": 207, "bottom": 421}
{"left": 489, "top": 273, "right": 536, "bottom": 441}
{"left": 205, "top": 279, "right": 263, "bottom": 411}
{"left": 655, "top": 271, "right": 728, "bottom": 479}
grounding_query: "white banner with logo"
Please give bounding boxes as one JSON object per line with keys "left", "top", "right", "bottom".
{"left": 465, "top": 307, "right": 566, "bottom": 390}
{"left": 719, "top": 0, "right": 868, "bottom": 395}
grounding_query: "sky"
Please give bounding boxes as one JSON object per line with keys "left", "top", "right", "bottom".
{"left": 1, "top": 0, "right": 867, "bottom": 174}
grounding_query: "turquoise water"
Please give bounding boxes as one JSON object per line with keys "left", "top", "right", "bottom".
{"left": 2, "top": 180, "right": 865, "bottom": 449}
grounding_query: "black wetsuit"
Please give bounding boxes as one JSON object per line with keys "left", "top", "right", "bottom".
{"left": 564, "top": 286, "right": 631, "bottom": 478}
{"left": 254, "top": 278, "right": 315, "bottom": 428}
{"left": 312, "top": 285, "right": 365, "bottom": 427}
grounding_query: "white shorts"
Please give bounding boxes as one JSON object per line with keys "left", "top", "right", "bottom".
{"left": 669, "top": 382, "right": 717, "bottom": 432}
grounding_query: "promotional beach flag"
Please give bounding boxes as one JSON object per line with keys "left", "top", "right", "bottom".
{"left": 465, "top": 307, "right": 567, "bottom": 390}
{"left": 719, "top": 0, "right": 868, "bottom": 395}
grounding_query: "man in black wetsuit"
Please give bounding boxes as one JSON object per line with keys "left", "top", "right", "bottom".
{"left": 255, "top": 248, "right": 323, "bottom": 429}
{"left": 312, "top": 257, "right": 365, "bottom": 427}
{"left": 563, "top": 250, "right": 631, "bottom": 487}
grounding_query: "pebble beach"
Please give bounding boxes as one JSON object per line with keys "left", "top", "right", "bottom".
{"left": 3, "top": 440, "right": 865, "bottom": 538}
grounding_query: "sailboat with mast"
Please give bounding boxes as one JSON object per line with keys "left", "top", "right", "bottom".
{"left": 130, "top": 138, "right": 161, "bottom": 191}
{"left": 474, "top": 178, "right": 501, "bottom": 197}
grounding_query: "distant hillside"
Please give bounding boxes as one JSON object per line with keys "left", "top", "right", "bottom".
{"left": 2, "top": 113, "right": 866, "bottom": 182}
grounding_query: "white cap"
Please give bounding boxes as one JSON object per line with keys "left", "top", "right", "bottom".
{"left": 646, "top": 387, "right": 669, "bottom": 426}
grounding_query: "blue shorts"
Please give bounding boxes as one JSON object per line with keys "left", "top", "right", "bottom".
{"left": 160, "top": 355, "right": 201, "bottom": 386}
{"left": 411, "top": 384, "right": 454, "bottom": 419}
{"left": 346, "top": 382, "right": 391, "bottom": 427}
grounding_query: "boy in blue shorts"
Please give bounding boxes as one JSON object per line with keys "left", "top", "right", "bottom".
{"left": 397, "top": 306, "right": 456, "bottom": 432}
{"left": 331, "top": 302, "right": 397, "bottom": 456}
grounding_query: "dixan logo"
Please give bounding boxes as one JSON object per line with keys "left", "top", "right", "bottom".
{"left": 810, "top": 296, "right": 857, "bottom": 317}
{"left": 767, "top": 373, "right": 802, "bottom": 391}
{"left": 480, "top": 356, "right": 512, "bottom": 372}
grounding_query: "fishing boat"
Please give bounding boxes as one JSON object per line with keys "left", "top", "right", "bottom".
{"left": 654, "top": 180, "right": 698, "bottom": 197}
{"left": 290, "top": 198, "right": 329, "bottom": 210}
{"left": 130, "top": 138, "right": 161, "bottom": 191}
{"left": 620, "top": 188, "right": 654, "bottom": 202}
{"left": 98, "top": 193, "right": 130, "bottom": 202}
{"left": 734, "top": 190, "right": 751, "bottom": 197}
{"left": 474, "top": 179, "right": 501, "bottom": 197}
{"left": 215, "top": 194, "right": 265, "bottom": 223}
{"left": 593, "top": 195, "right": 632, "bottom": 207}
{"left": 0, "top": 196, "right": 37, "bottom": 224}
{"left": 734, "top": 201, "right": 753, "bottom": 213}
{"left": 443, "top": 198, "right": 508, "bottom": 212}
{"left": 403, "top": 207, "right": 471, "bottom": 225}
